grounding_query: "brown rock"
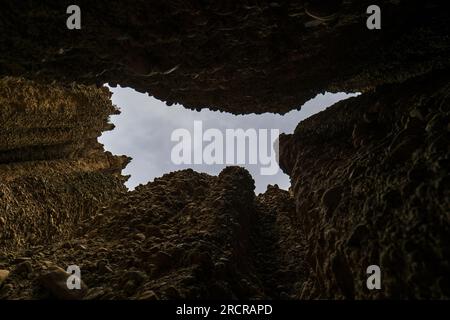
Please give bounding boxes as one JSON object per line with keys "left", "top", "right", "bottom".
{"left": 38, "top": 267, "right": 88, "bottom": 300}
{"left": 0, "top": 284, "right": 13, "bottom": 297}
{"left": 150, "top": 251, "right": 172, "bottom": 270}
{"left": 134, "top": 233, "right": 146, "bottom": 241}
{"left": 96, "top": 260, "right": 113, "bottom": 274}
{"left": 138, "top": 290, "right": 159, "bottom": 300}
{"left": 15, "top": 261, "right": 33, "bottom": 275}
{"left": 0, "top": 269, "right": 9, "bottom": 286}
{"left": 123, "top": 271, "right": 147, "bottom": 285}
{"left": 83, "top": 287, "right": 106, "bottom": 300}
{"left": 321, "top": 186, "right": 343, "bottom": 213}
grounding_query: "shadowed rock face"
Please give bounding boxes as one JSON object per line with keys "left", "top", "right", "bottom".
{"left": 279, "top": 72, "right": 450, "bottom": 299}
{"left": 0, "top": 1, "right": 449, "bottom": 113}
{"left": 0, "top": 1, "right": 449, "bottom": 300}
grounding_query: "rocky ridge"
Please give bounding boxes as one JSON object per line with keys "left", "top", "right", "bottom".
{"left": 1, "top": 168, "right": 303, "bottom": 300}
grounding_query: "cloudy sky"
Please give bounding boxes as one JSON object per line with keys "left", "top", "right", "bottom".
{"left": 99, "top": 87, "right": 357, "bottom": 194}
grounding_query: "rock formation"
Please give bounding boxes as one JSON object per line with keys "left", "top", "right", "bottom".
{"left": 2, "top": 168, "right": 305, "bottom": 299}
{"left": 0, "top": 0, "right": 449, "bottom": 299}
{"left": 0, "top": 78, "right": 129, "bottom": 256}
{"left": 279, "top": 71, "right": 450, "bottom": 299}
{"left": 1, "top": 1, "right": 448, "bottom": 113}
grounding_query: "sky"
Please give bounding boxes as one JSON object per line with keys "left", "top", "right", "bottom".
{"left": 98, "top": 87, "right": 357, "bottom": 194}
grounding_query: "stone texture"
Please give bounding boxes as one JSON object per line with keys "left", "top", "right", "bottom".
{"left": 0, "top": 0, "right": 449, "bottom": 300}
{"left": 0, "top": 1, "right": 449, "bottom": 113}
{"left": 279, "top": 71, "right": 450, "bottom": 299}
{"left": 2, "top": 167, "right": 303, "bottom": 299}
{"left": 0, "top": 270, "right": 9, "bottom": 286}
{"left": 38, "top": 266, "right": 88, "bottom": 300}
{"left": 0, "top": 78, "right": 129, "bottom": 256}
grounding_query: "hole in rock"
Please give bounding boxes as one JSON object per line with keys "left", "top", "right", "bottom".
{"left": 99, "top": 86, "right": 359, "bottom": 194}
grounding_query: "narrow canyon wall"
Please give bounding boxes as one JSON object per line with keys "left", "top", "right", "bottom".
{"left": 279, "top": 71, "right": 450, "bottom": 299}
{"left": 0, "top": 78, "right": 129, "bottom": 256}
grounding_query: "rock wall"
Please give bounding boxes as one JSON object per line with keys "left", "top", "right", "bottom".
{"left": 279, "top": 71, "right": 450, "bottom": 299}
{"left": 0, "top": 78, "right": 129, "bottom": 256}
{"left": 1, "top": 168, "right": 304, "bottom": 300}
{"left": 1, "top": 1, "right": 449, "bottom": 113}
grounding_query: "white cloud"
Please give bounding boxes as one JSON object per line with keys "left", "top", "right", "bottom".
{"left": 99, "top": 86, "right": 358, "bottom": 194}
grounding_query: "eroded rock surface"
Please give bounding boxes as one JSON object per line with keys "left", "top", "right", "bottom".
{"left": 1, "top": 1, "right": 449, "bottom": 113}
{"left": 279, "top": 72, "right": 450, "bottom": 299}
{"left": 0, "top": 78, "right": 129, "bottom": 256}
{"left": 1, "top": 168, "right": 302, "bottom": 300}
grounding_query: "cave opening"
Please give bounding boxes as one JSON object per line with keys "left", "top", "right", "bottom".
{"left": 98, "top": 85, "right": 359, "bottom": 194}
